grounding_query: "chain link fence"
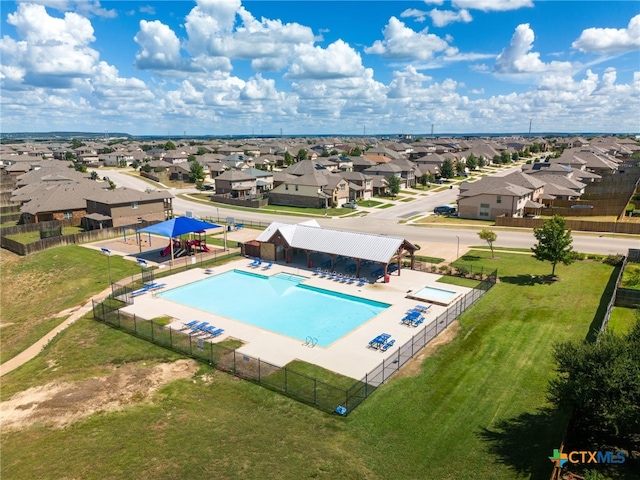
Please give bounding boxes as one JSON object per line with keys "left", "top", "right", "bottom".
{"left": 93, "top": 270, "right": 497, "bottom": 415}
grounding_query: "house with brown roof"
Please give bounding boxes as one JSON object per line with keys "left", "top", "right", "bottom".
{"left": 83, "top": 188, "right": 173, "bottom": 229}
{"left": 213, "top": 170, "right": 258, "bottom": 199}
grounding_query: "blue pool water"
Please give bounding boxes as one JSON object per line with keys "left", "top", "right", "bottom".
{"left": 157, "top": 270, "right": 389, "bottom": 347}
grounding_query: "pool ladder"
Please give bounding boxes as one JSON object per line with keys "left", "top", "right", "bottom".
{"left": 303, "top": 336, "right": 318, "bottom": 348}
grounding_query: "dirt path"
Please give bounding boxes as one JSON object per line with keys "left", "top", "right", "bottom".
{"left": 0, "top": 287, "right": 113, "bottom": 377}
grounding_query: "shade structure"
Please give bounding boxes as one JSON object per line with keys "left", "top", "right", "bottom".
{"left": 137, "top": 216, "right": 222, "bottom": 263}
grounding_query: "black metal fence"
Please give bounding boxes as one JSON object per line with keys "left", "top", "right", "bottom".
{"left": 93, "top": 271, "right": 497, "bottom": 415}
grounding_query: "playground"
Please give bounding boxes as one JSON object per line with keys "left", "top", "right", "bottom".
{"left": 85, "top": 226, "right": 257, "bottom": 266}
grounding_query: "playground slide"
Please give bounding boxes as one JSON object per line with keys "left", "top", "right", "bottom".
{"left": 201, "top": 245, "right": 210, "bottom": 252}
{"left": 161, "top": 244, "right": 171, "bottom": 257}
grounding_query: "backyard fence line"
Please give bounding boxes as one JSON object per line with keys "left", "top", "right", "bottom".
{"left": 600, "top": 248, "right": 640, "bottom": 335}
{"left": 92, "top": 270, "right": 497, "bottom": 415}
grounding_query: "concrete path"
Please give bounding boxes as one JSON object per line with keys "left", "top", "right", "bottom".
{"left": 0, "top": 287, "right": 113, "bottom": 377}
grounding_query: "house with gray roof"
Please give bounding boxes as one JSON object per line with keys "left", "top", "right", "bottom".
{"left": 213, "top": 170, "right": 258, "bottom": 199}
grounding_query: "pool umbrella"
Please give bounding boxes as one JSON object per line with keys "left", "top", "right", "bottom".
{"left": 137, "top": 216, "right": 222, "bottom": 263}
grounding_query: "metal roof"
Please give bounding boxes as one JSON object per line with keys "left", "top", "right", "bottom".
{"left": 256, "top": 221, "right": 413, "bottom": 264}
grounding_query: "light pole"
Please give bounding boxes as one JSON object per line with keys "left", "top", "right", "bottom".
{"left": 455, "top": 236, "right": 460, "bottom": 261}
{"left": 216, "top": 207, "right": 219, "bottom": 223}
{"left": 101, "top": 248, "right": 112, "bottom": 285}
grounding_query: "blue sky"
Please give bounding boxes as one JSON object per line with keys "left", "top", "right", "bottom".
{"left": 1, "top": 0, "right": 639, "bottom": 136}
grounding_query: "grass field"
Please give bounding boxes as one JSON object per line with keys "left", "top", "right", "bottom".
{"left": 2, "top": 248, "right": 633, "bottom": 479}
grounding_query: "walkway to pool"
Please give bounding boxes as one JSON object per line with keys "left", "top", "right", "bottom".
{"left": 121, "top": 258, "right": 473, "bottom": 380}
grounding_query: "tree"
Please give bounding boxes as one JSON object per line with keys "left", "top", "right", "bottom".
{"left": 164, "top": 141, "right": 176, "bottom": 150}
{"left": 142, "top": 163, "right": 152, "bottom": 173}
{"left": 65, "top": 151, "right": 76, "bottom": 161}
{"left": 189, "top": 160, "right": 206, "bottom": 183}
{"left": 419, "top": 173, "right": 429, "bottom": 187}
{"left": 440, "top": 158, "right": 455, "bottom": 179}
{"left": 70, "top": 139, "right": 85, "bottom": 149}
{"left": 511, "top": 151, "right": 519, "bottom": 161}
{"left": 296, "top": 148, "right": 308, "bottom": 161}
{"left": 187, "top": 154, "right": 196, "bottom": 162}
{"left": 466, "top": 154, "right": 477, "bottom": 171}
{"left": 90, "top": 171, "right": 99, "bottom": 180}
{"left": 531, "top": 215, "right": 575, "bottom": 276}
{"left": 478, "top": 229, "right": 497, "bottom": 258}
{"left": 388, "top": 175, "right": 401, "bottom": 197}
{"left": 548, "top": 318, "right": 640, "bottom": 443}
{"left": 118, "top": 159, "right": 127, "bottom": 168}
{"left": 477, "top": 156, "right": 487, "bottom": 169}
{"left": 350, "top": 146, "right": 362, "bottom": 156}
{"left": 284, "top": 151, "right": 293, "bottom": 166}
{"left": 196, "top": 147, "right": 208, "bottom": 155}
{"left": 455, "top": 159, "right": 466, "bottom": 175}
{"left": 500, "top": 150, "right": 511, "bottom": 164}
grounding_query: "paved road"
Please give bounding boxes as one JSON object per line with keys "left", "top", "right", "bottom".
{"left": 101, "top": 169, "right": 638, "bottom": 256}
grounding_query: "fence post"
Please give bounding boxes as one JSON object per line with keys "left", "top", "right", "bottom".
{"left": 134, "top": 314, "right": 137, "bottom": 334}
{"left": 169, "top": 326, "right": 172, "bottom": 349}
{"left": 258, "top": 359, "right": 261, "bottom": 382}
{"left": 284, "top": 367, "right": 288, "bottom": 392}
{"left": 314, "top": 378, "right": 317, "bottom": 405}
{"left": 382, "top": 358, "right": 386, "bottom": 384}
{"left": 189, "top": 335, "right": 193, "bottom": 356}
{"left": 151, "top": 321, "right": 154, "bottom": 341}
{"left": 365, "top": 373, "right": 368, "bottom": 398}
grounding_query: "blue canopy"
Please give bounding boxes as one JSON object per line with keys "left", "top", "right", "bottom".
{"left": 137, "top": 216, "right": 221, "bottom": 238}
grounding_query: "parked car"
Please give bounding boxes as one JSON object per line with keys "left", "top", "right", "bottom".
{"left": 434, "top": 205, "right": 456, "bottom": 215}
{"left": 342, "top": 201, "right": 358, "bottom": 209}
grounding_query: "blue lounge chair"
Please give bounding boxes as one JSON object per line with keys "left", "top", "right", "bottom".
{"left": 200, "top": 325, "right": 217, "bottom": 335}
{"left": 262, "top": 261, "right": 273, "bottom": 270}
{"left": 248, "top": 258, "right": 259, "bottom": 267}
{"left": 413, "top": 304, "right": 431, "bottom": 313}
{"left": 190, "top": 321, "right": 209, "bottom": 333}
{"left": 209, "top": 328, "right": 224, "bottom": 337}
{"left": 313, "top": 267, "right": 321, "bottom": 275}
{"left": 357, "top": 278, "right": 367, "bottom": 287}
{"left": 179, "top": 320, "right": 200, "bottom": 331}
{"left": 147, "top": 283, "right": 166, "bottom": 291}
{"left": 347, "top": 276, "right": 356, "bottom": 285}
{"left": 380, "top": 339, "right": 396, "bottom": 352}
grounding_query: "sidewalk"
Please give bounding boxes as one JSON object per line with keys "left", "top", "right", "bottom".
{"left": 0, "top": 287, "right": 113, "bottom": 377}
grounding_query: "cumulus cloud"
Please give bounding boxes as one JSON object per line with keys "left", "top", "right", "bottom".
{"left": 365, "top": 17, "right": 451, "bottom": 60}
{"left": 1, "top": 3, "right": 98, "bottom": 88}
{"left": 286, "top": 40, "right": 366, "bottom": 80}
{"left": 134, "top": 20, "right": 185, "bottom": 70}
{"left": 428, "top": 8, "right": 472, "bottom": 27}
{"left": 572, "top": 14, "right": 640, "bottom": 54}
{"left": 494, "top": 24, "right": 572, "bottom": 75}
{"left": 452, "top": 0, "right": 533, "bottom": 12}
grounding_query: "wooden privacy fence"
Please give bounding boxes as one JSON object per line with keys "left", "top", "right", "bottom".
{"left": 495, "top": 216, "right": 640, "bottom": 234}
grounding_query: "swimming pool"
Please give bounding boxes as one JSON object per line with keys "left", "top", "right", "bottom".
{"left": 408, "top": 285, "right": 460, "bottom": 306}
{"left": 157, "top": 270, "right": 390, "bottom": 347}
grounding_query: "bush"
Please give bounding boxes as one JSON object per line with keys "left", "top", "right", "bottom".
{"left": 456, "top": 266, "right": 469, "bottom": 277}
{"left": 603, "top": 254, "right": 624, "bottom": 266}
{"left": 571, "top": 252, "right": 586, "bottom": 261}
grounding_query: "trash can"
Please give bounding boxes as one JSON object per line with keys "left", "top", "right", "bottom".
{"left": 384, "top": 274, "right": 390, "bottom": 283}
{"left": 227, "top": 225, "right": 231, "bottom": 232}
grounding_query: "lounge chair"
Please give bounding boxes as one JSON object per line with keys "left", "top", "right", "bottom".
{"left": 413, "top": 304, "right": 431, "bottom": 313}
{"left": 248, "top": 258, "right": 259, "bottom": 267}
{"left": 190, "top": 321, "right": 209, "bottom": 333}
{"left": 200, "top": 325, "right": 217, "bottom": 335}
{"left": 313, "top": 267, "right": 321, "bottom": 275}
{"left": 179, "top": 320, "right": 200, "bottom": 331}
{"left": 262, "top": 261, "right": 273, "bottom": 270}
{"left": 412, "top": 317, "right": 425, "bottom": 328}
{"left": 146, "top": 283, "right": 166, "bottom": 291}
{"left": 208, "top": 328, "right": 224, "bottom": 337}
{"left": 380, "top": 339, "right": 396, "bottom": 352}
{"left": 347, "top": 276, "right": 355, "bottom": 285}
{"left": 357, "top": 278, "right": 367, "bottom": 287}
{"left": 204, "top": 268, "right": 215, "bottom": 274}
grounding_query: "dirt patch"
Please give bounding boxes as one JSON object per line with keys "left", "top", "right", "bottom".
{"left": 395, "top": 321, "right": 461, "bottom": 378}
{"left": 0, "top": 359, "right": 199, "bottom": 431}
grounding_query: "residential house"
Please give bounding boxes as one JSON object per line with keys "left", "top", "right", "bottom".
{"left": 83, "top": 188, "right": 173, "bottom": 229}
{"left": 341, "top": 171, "right": 373, "bottom": 201}
{"left": 213, "top": 170, "right": 258, "bottom": 199}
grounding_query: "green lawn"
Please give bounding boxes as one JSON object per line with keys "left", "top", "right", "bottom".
{"left": 608, "top": 306, "right": 638, "bottom": 334}
{"left": 0, "top": 249, "right": 626, "bottom": 479}
{"left": 6, "top": 226, "right": 84, "bottom": 244}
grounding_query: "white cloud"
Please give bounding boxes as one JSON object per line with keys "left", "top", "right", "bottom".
{"left": 1, "top": 3, "right": 98, "bottom": 88}
{"left": 31, "top": 0, "right": 116, "bottom": 18}
{"left": 494, "top": 24, "right": 572, "bottom": 75}
{"left": 400, "top": 8, "right": 428, "bottom": 23}
{"left": 286, "top": 40, "right": 366, "bottom": 79}
{"left": 134, "top": 20, "right": 184, "bottom": 70}
{"left": 365, "top": 17, "right": 451, "bottom": 60}
{"left": 428, "top": 8, "right": 472, "bottom": 27}
{"left": 452, "top": 0, "right": 533, "bottom": 12}
{"left": 572, "top": 14, "right": 640, "bottom": 54}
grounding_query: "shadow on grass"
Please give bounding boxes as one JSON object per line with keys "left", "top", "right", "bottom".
{"left": 461, "top": 254, "right": 482, "bottom": 262}
{"left": 584, "top": 264, "right": 622, "bottom": 343}
{"left": 498, "top": 274, "right": 557, "bottom": 286}
{"left": 478, "top": 407, "right": 567, "bottom": 480}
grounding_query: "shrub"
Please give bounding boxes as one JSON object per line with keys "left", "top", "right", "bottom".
{"left": 603, "top": 254, "right": 624, "bottom": 266}
{"left": 456, "top": 266, "right": 469, "bottom": 277}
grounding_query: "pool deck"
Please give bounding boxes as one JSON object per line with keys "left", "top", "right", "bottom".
{"left": 121, "top": 259, "right": 473, "bottom": 380}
